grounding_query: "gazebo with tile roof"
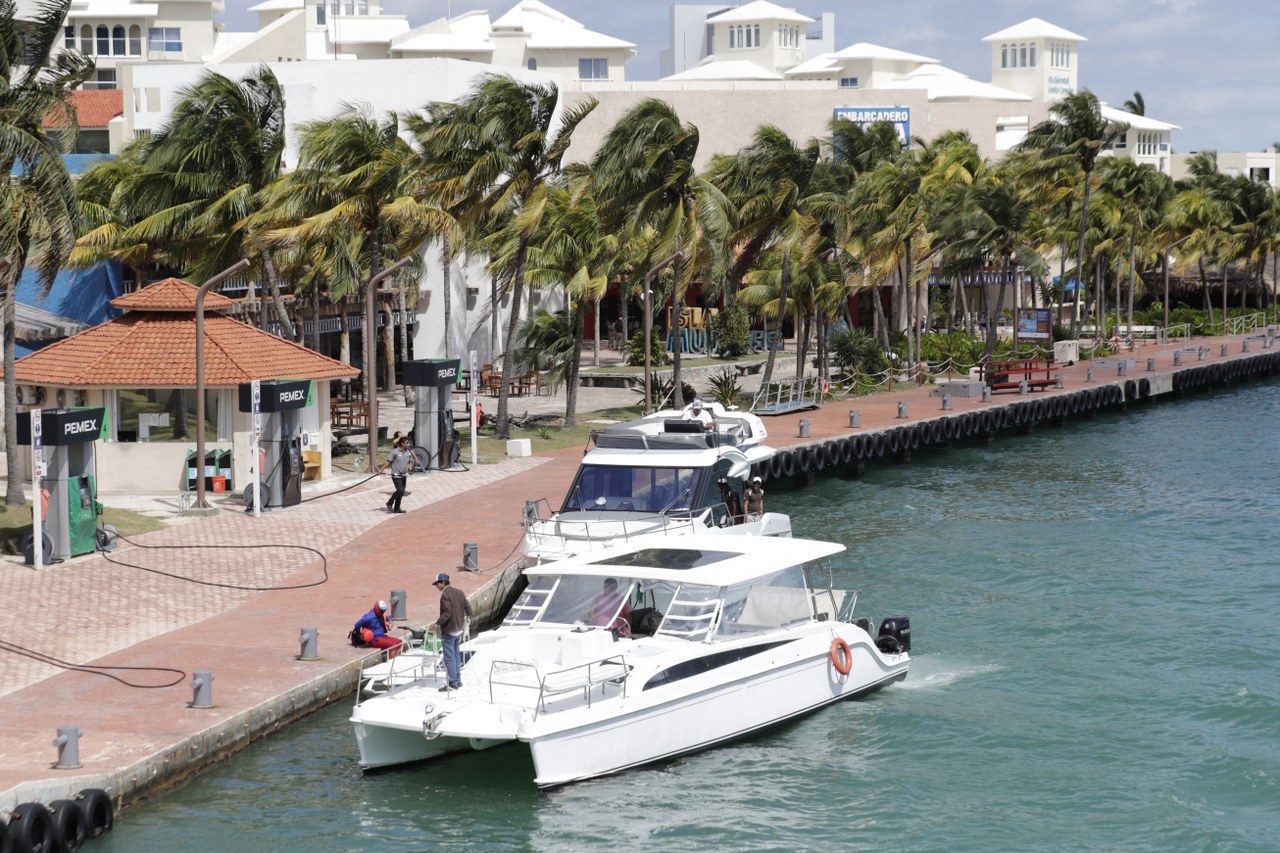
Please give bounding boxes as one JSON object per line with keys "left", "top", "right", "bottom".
{"left": 5, "top": 279, "right": 359, "bottom": 494}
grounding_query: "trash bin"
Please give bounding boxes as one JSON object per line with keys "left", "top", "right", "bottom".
{"left": 184, "top": 450, "right": 198, "bottom": 491}
{"left": 217, "top": 450, "right": 233, "bottom": 491}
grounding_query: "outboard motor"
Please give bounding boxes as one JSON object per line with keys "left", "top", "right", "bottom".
{"left": 876, "top": 616, "right": 911, "bottom": 654}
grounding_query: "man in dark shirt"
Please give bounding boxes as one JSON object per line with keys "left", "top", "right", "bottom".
{"left": 432, "top": 572, "right": 472, "bottom": 691}
{"left": 380, "top": 436, "right": 413, "bottom": 513}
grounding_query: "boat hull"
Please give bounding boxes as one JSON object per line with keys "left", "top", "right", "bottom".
{"left": 525, "top": 637, "right": 904, "bottom": 787}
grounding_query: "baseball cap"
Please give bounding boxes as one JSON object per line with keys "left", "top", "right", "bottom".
{"left": 434, "top": 572, "right": 450, "bottom": 584}
{"left": 376, "top": 599, "right": 388, "bottom": 612}
{"left": 751, "top": 476, "right": 762, "bottom": 484}
{"left": 692, "top": 398, "right": 704, "bottom": 408}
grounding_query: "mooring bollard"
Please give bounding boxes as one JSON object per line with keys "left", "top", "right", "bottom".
{"left": 1220, "top": 343, "right": 1229, "bottom": 357}
{"left": 389, "top": 589, "right": 406, "bottom": 620}
{"left": 1018, "top": 379, "right": 1029, "bottom": 396}
{"left": 298, "top": 627, "right": 319, "bottom": 661}
{"left": 798, "top": 419, "right": 810, "bottom": 438}
{"left": 190, "top": 670, "right": 214, "bottom": 709}
{"left": 1087, "top": 367, "right": 1096, "bottom": 383}
{"left": 1147, "top": 358, "right": 1156, "bottom": 372}
{"left": 1198, "top": 347, "right": 1207, "bottom": 362}
{"left": 896, "top": 402, "right": 908, "bottom": 419}
{"left": 52, "top": 725, "right": 82, "bottom": 769}
{"left": 982, "top": 386, "right": 992, "bottom": 402}
{"left": 1173, "top": 350, "right": 1183, "bottom": 366}
{"left": 941, "top": 394, "right": 952, "bottom": 411}
{"left": 1243, "top": 339, "right": 1250, "bottom": 353}
{"left": 1118, "top": 362, "right": 1127, "bottom": 376}
{"left": 463, "top": 542, "right": 478, "bottom": 572}
{"left": 848, "top": 410, "right": 860, "bottom": 428}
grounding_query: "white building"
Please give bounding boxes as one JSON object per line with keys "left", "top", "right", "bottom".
{"left": 660, "top": 1, "right": 834, "bottom": 78}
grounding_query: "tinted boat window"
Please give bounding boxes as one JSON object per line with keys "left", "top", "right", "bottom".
{"left": 589, "top": 548, "right": 737, "bottom": 570}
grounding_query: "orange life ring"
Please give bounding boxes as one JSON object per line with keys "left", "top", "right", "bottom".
{"left": 829, "top": 637, "right": 852, "bottom": 675}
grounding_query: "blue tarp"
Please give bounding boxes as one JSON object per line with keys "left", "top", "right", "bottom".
{"left": 17, "top": 261, "right": 126, "bottom": 329}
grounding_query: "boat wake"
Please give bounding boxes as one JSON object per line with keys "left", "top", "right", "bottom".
{"left": 893, "top": 657, "right": 1001, "bottom": 690}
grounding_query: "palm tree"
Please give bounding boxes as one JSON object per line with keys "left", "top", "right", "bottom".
{"left": 1095, "top": 157, "right": 1173, "bottom": 336}
{"left": 705, "top": 125, "right": 822, "bottom": 392}
{"left": 70, "top": 139, "right": 163, "bottom": 287}
{"left": 1018, "top": 90, "right": 1127, "bottom": 337}
{"left": 411, "top": 75, "right": 596, "bottom": 438}
{"left": 258, "top": 104, "right": 437, "bottom": 406}
{"left": 592, "top": 98, "right": 723, "bottom": 409}
{"left": 520, "top": 168, "right": 615, "bottom": 426}
{"left": 131, "top": 66, "right": 294, "bottom": 335}
{"left": 1122, "top": 91, "right": 1145, "bottom": 116}
{"left": 1, "top": 0, "right": 94, "bottom": 506}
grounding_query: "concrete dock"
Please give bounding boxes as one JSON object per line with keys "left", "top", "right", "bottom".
{"left": 1, "top": 331, "right": 1275, "bottom": 817}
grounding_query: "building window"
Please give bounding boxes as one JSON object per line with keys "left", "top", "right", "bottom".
{"left": 527, "top": 58, "right": 537, "bottom": 70}
{"left": 114, "top": 389, "right": 223, "bottom": 443}
{"left": 578, "top": 58, "right": 607, "bottom": 80}
{"left": 86, "top": 68, "right": 117, "bottom": 90}
{"left": 1001, "top": 45, "right": 1008, "bottom": 68}
{"left": 753, "top": 24, "right": 760, "bottom": 46}
{"left": 112, "top": 25, "right": 125, "bottom": 55}
{"left": 64, "top": 25, "right": 75, "bottom": 50}
{"left": 839, "top": 76, "right": 858, "bottom": 89}
{"left": 1028, "top": 44, "right": 1036, "bottom": 67}
{"left": 147, "top": 27, "right": 183, "bottom": 54}
{"left": 1137, "top": 132, "right": 1158, "bottom": 157}
{"left": 1018, "top": 44, "right": 1027, "bottom": 67}
{"left": 316, "top": 0, "right": 326, "bottom": 25}
{"left": 129, "top": 24, "right": 142, "bottom": 55}
{"left": 80, "top": 24, "right": 91, "bottom": 53}
{"left": 96, "top": 25, "right": 109, "bottom": 56}
{"left": 728, "top": 25, "right": 735, "bottom": 49}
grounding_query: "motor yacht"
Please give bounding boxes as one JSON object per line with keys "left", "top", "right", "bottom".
{"left": 520, "top": 403, "right": 791, "bottom": 564}
{"left": 350, "top": 534, "right": 910, "bottom": 788}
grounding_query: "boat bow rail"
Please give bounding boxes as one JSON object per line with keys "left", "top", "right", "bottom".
{"left": 488, "top": 654, "right": 632, "bottom": 715}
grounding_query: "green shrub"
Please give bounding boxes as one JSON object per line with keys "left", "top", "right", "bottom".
{"left": 624, "top": 330, "right": 668, "bottom": 367}
{"left": 705, "top": 367, "right": 743, "bottom": 408}
{"left": 831, "top": 327, "right": 888, "bottom": 376}
{"left": 710, "top": 303, "right": 751, "bottom": 357}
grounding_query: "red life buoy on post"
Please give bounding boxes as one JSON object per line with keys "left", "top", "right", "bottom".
{"left": 829, "top": 637, "right": 852, "bottom": 675}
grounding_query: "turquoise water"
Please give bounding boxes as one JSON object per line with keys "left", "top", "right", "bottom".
{"left": 102, "top": 382, "right": 1280, "bottom": 852}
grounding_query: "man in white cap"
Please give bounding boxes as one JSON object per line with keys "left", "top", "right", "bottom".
{"left": 682, "top": 398, "right": 713, "bottom": 430}
{"left": 745, "top": 476, "right": 765, "bottom": 521}
{"left": 431, "top": 573, "right": 472, "bottom": 691}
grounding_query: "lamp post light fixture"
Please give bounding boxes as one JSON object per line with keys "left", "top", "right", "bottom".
{"left": 641, "top": 251, "right": 682, "bottom": 416}
{"left": 194, "top": 259, "right": 252, "bottom": 511}
{"left": 364, "top": 255, "right": 416, "bottom": 473}
{"left": 1162, "top": 235, "right": 1191, "bottom": 332}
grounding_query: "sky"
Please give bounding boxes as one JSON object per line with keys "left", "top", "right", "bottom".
{"left": 222, "top": 0, "right": 1280, "bottom": 154}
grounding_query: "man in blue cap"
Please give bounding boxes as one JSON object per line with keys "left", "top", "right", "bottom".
{"left": 431, "top": 573, "right": 471, "bottom": 691}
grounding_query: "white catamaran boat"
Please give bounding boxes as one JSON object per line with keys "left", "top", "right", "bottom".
{"left": 520, "top": 403, "right": 791, "bottom": 564}
{"left": 350, "top": 534, "right": 910, "bottom": 788}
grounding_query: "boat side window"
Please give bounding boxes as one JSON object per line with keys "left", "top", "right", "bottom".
{"left": 503, "top": 575, "right": 559, "bottom": 627}
{"left": 715, "top": 566, "right": 812, "bottom": 636}
{"left": 537, "top": 575, "right": 636, "bottom": 626}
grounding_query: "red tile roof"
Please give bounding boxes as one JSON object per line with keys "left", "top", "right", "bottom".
{"left": 42, "top": 89, "right": 124, "bottom": 130}
{"left": 110, "top": 278, "right": 236, "bottom": 312}
{"left": 8, "top": 279, "right": 359, "bottom": 387}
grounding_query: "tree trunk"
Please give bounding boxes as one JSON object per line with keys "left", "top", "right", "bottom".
{"left": 339, "top": 300, "right": 350, "bottom": 365}
{"left": 398, "top": 271, "right": 411, "bottom": 406}
{"left": 263, "top": 254, "right": 296, "bottom": 341}
{"left": 618, "top": 280, "right": 630, "bottom": 361}
{"left": 495, "top": 240, "right": 529, "bottom": 439}
{"left": 1199, "top": 259, "right": 1213, "bottom": 328}
{"left": 441, "top": 236, "right": 451, "bottom": 358}
{"left": 758, "top": 251, "right": 790, "bottom": 393}
{"left": 1222, "top": 264, "right": 1229, "bottom": 332}
{"left": 671, "top": 258, "right": 685, "bottom": 410}
{"left": 1072, "top": 173, "right": 1095, "bottom": 339}
{"left": 311, "top": 285, "right": 322, "bottom": 352}
{"left": 4, "top": 269, "right": 23, "bottom": 506}
{"left": 381, "top": 305, "right": 395, "bottom": 392}
{"left": 564, "top": 301, "right": 585, "bottom": 427}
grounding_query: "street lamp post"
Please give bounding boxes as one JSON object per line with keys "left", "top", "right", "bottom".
{"left": 194, "top": 258, "right": 252, "bottom": 511}
{"left": 364, "top": 255, "right": 415, "bottom": 473}
{"left": 641, "top": 252, "right": 682, "bottom": 416}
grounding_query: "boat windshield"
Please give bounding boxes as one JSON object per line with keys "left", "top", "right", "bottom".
{"left": 503, "top": 574, "right": 638, "bottom": 629}
{"left": 561, "top": 465, "right": 706, "bottom": 514}
{"left": 504, "top": 564, "right": 815, "bottom": 640}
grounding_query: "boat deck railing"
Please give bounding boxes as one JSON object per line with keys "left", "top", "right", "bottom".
{"left": 522, "top": 500, "right": 719, "bottom": 552}
{"left": 488, "top": 655, "right": 631, "bottom": 717}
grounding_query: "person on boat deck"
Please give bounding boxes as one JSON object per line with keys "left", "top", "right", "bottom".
{"left": 431, "top": 573, "right": 472, "bottom": 692}
{"left": 744, "top": 476, "right": 765, "bottom": 521}
{"left": 682, "top": 398, "right": 713, "bottom": 430}
{"left": 718, "top": 478, "right": 743, "bottom": 525}
{"left": 588, "top": 577, "right": 632, "bottom": 634}
{"left": 354, "top": 600, "right": 402, "bottom": 654}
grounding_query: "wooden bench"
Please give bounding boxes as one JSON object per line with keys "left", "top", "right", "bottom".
{"left": 979, "top": 359, "right": 1058, "bottom": 393}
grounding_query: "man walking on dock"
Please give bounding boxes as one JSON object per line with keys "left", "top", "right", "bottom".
{"left": 432, "top": 573, "right": 471, "bottom": 691}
